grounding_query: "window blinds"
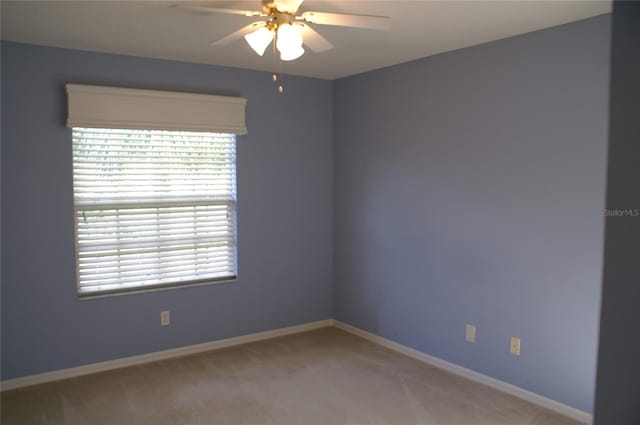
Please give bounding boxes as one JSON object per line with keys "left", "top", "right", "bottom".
{"left": 72, "top": 128, "right": 237, "bottom": 296}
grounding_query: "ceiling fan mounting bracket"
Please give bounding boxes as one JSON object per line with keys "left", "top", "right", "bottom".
{"left": 261, "top": 0, "right": 295, "bottom": 16}
{"left": 261, "top": 0, "right": 277, "bottom": 14}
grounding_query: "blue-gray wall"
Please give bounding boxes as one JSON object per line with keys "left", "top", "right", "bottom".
{"left": 332, "top": 15, "right": 610, "bottom": 413}
{"left": 0, "top": 41, "right": 333, "bottom": 380}
{"left": 594, "top": 3, "right": 640, "bottom": 424}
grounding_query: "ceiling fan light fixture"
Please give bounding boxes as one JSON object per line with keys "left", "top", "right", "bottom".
{"left": 244, "top": 26, "right": 274, "bottom": 56}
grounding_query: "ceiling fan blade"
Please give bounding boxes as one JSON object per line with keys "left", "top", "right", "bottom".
{"left": 300, "top": 11, "right": 390, "bottom": 30}
{"left": 296, "top": 23, "right": 333, "bottom": 53}
{"left": 173, "top": 4, "right": 265, "bottom": 17}
{"left": 211, "top": 22, "right": 266, "bottom": 46}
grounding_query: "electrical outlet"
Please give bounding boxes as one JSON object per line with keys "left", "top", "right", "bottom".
{"left": 161, "top": 310, "right": 170, "bottom": 326}
{"left": 465, "top": 324, "right": 476, "bottom": 343}
{"left": 510, "top": 336, "right": 521, "bottom": 356}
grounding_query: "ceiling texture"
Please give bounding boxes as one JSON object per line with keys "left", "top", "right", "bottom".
{"left": 1, "top": 1, "right": 611, "bottom": 80}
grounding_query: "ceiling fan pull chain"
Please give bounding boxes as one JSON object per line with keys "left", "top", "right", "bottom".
{"left": 278, "top": 52, "right": 284, "bottom": 93}
{"left": 271, "top": 32, "right": 281, "bottom": 93}
{"left": 271, "top": 30, "right": 283, "bottom": 94}
{"left": 272, "top": 32, "right": 278, "bottom": 83}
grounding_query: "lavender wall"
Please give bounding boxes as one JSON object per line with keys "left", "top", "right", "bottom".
{"left": 1, "top": 41, "right": 332, "bottom": 380}
{"left": 332, "top": 15, "right": 610, "bottom": 413}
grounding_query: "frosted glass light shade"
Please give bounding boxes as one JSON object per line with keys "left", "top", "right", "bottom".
{"left": 276, "top": 24, "right": 303, "bottom": 53}
{"left": 279, "top": 45, "right": 305, "bottom": 61}
{"left": 244, "top": 27, "right": 274, "bottom": 56}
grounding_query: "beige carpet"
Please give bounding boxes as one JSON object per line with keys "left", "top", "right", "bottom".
{"left": 1, "top": 327, "right": 581, "bottom": 425}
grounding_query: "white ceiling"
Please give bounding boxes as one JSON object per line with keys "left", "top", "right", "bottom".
{"left": 1, "top": 1, "right": 611, "bottom": 80}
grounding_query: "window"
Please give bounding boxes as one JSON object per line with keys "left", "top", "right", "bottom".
{"left": 65, "top": 84, "right": 246, "bottom": 297}
{"left": 72, "top": 128, "right": 237, "bottom": 296}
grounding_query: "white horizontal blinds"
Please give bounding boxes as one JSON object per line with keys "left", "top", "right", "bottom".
{"left": 73, "top": 128, "right": 237, "bottom": 295}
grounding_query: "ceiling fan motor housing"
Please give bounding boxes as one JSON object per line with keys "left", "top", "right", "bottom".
{"left": 268, "top": 13, "right": 294, "bottom": 30}
{"left": 262, "top": 0, "right": 301, "bottom": 15}
{"left": 260, "top": 0, "right": 296, "bottom": 32}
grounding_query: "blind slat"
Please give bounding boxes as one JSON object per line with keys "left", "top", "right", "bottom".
{"left": 79, "top": 253, "right": 235, "bottom": 269}
{"left": 79, "top": 261, "right": 235, "bottom": 282}
{"left": 77, "top": 217, "right": 232, "bottom": 229}
{"left": 79, "top": 267, "right": 235, "bottom": 288}
{"left": 78, "top": 241, "right": 231, "bottom": 258}
{"left": 75, "top": 200, "right": 233, "bottom": 210}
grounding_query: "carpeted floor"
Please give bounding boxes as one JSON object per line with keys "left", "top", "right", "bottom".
{"left": 1, "top": 327, "right": 582, "bottom": 425}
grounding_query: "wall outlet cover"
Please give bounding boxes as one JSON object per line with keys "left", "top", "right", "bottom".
{"left": 465, "top": 324, "right": 476, "bottom": 343}
{"left": 510, "top": 336, "right": 521, "bottom": 356}
{"left": 161, "top": 310, "right": 170, "bottom": 326}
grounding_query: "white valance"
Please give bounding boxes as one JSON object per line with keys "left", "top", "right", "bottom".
{"left": 66, "top": 84, "right": 247, "bottom": 135}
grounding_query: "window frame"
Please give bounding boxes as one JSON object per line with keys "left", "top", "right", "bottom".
{"left": 71, "top": 127, "right": 239, "bottom": 299}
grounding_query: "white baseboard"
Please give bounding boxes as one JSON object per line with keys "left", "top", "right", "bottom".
{"left": 332, "top": 320, "right": 592, "bottom": 424}
{"left": 0, "top": 319, "right": 332, "bottom": 391}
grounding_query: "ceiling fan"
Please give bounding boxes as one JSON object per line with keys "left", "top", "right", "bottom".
{"left": 175, "top": 0, "right": 390, "bottom": 62}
